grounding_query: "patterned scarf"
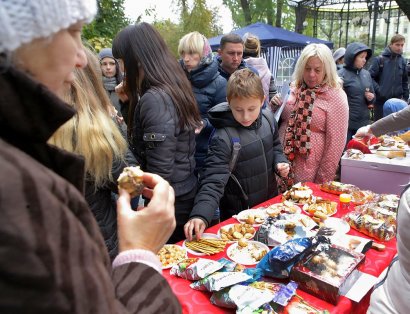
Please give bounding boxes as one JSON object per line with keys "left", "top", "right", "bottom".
{"left": 279, "top": 84, "right": 318, "bottom": 191}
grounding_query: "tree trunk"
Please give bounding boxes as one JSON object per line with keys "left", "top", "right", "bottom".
{"left": 396, "top": 0, "right": 410, "bottom": 21}
{"left": 275, "top": 0, "right": 283, "bottom": 28}
{"left": 294, "top": 4, "right": 308, "bottom": 34}
{"left": 266, "top": 0, "right": 274, "bottom": 25}
{"left": 240, "top": 0, "right": 252, "bottom": 24}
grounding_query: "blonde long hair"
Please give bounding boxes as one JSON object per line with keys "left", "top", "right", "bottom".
{"left": 49, "top": 47, "right": 128, "bottom": 189}
{"left": 292, "top": 43, "right": 342, "bottom": 89}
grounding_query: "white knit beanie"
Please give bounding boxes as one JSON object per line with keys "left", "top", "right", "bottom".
{"left": 0, "top": 0, "right": 97, "bottom": 53}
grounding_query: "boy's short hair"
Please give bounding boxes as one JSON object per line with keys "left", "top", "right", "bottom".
{"left": 390, "top": 34, "right": 405, "bottom": 44}
{"left": 220, "top": 33, "right": 243, "bottom": 50}
{"left": 227, "top": 68, "right": 264, "bottom": 102}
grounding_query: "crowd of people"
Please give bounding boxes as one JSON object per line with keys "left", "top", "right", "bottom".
{"left": 1, "top": 0, "right": 409, "bottom": 312}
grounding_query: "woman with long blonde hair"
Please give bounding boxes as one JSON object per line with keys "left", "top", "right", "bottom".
{"left": 271, "top": 43, "right": 348, "bottom": 189}
{"left": 49, "top": 47, "right": 137, "bottom": 259}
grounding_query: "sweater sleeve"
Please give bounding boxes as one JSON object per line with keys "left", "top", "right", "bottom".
{"left": 315, "top": 89, "right": 349, "bottom": 183}
{"left": 111, "top": 263, "right": 182, "bottom": 313}
{"left": 371, "top": 105, "right": 410, "bottom": 136}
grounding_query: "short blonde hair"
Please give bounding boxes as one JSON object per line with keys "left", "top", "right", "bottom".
{"left": 178, "top": 31, "right": 205, "bottom": 57}
{"left": 227, "top": 68, "right": 264, "bottom": 102}
{"left": 292, "top": 43, "right": 342, "bottom": 89}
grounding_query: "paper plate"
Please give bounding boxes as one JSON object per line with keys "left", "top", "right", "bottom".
{"left": 302, "top": 201, "right": 338, "bottom": 217}
{"left": 234, "top": 209, "right": 268, "bottom": 226}
{"left": 218, "top": 223, "right": 256, "bottom": 242}
{"left": 324, "top": 217, "right": 350, "bottom": 234}
{"left": 226, "top": 240, "right": 269, "bottom": 266}
{"left": 278, "top": 213, "right": 318, "bottom": 231}
{"left": 265, "top": 202, "right": 301, "bottom": 216}
{"left": 182, "top": 233, "right": 220, "bottom": 256}
{"left": 157, "top": 244, "right": 188, "bottom": 269}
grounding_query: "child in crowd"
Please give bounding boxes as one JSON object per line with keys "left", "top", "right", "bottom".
{"left": 184, "top": 68, "right": 290, "bottom": 240}
{"left": 98, "top": 48, "right": 128, "bottom": 123}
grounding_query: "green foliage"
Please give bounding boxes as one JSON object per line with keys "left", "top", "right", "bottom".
{"left": 84, "top": 37, "right": 113, "bottom": 52}
{"left": 82, "top": 0, "right": 130, "bottom": 52}
{"left": 181, "top": 0, "right": 222, "bottom": 36}
{"left": 149, "top": 0, "right": 222, "bottom": 58}
{"left": 222, "top": 0, "right": 295, "bottom": 29}
{"left": 153, "top": 20, "right": 184, "bottom": 58}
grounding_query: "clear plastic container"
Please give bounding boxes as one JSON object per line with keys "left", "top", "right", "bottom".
{"left": 339, "top": 193, "right": 352, "bottom": 212}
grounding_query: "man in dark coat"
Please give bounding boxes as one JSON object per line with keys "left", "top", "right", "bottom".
{"left": 369, "top": 34, "right": 409, "bottom": 121}
{"left": 217, "top": 33, "right": 259, "bottom": 80}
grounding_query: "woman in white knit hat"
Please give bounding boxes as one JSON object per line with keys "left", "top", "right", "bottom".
{"left": 0, "top": 1, "right": 180, "bottom": 313}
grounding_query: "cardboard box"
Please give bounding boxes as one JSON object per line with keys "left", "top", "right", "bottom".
{"left": 290, "top": 244, "right": 365, "bottom": 305}
{"left": 341, "top": 154, "right": 410, "bottom": 195}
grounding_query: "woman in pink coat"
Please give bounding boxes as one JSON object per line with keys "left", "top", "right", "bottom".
{"left": 272, "top": 44, "right": 348, "bottom": 188}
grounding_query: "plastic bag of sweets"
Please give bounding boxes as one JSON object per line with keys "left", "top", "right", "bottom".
{"left": 257, "top": 236, "right": 327, "bottom": 279}
{"left": 343, "top": 212, "right": 396, "bottom": 241}
{"left": 190, "top": 268, "right": 263, "bottom": 292}
{"left": 211, "top": 281, "right": 297, "bottom": 314}
{"left": 354, "top": 203, "right": 397, "bottom": 225}
{"left": 218, "top": 257, "right": 246, "bottom": 272}
{"left": 210, "top": 284, "right": 276, "bottom": 311}
{"left": 170, "top": 257, "right": 226, "bottom": 280}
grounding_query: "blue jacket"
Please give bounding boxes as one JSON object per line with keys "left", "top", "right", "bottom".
{"left": 338, "top": 42, "right": 375, "bottom": 130}
{"left": 369, "top": 46, "right": 409, "bottom": 103}
{"left": 181, "top": 58, "right": 227, "bottom": 173}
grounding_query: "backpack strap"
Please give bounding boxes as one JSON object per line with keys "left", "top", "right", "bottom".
{"left": 223, "top": 127, "right": 248, "bottom": 202}
{"left": 262, "top": 110, "right": 275, "bottom": 136}
{"left": 379, "top": 55, "right": 384, "bottom": 69}
{"left": 225, "top": 127, "right": 241, "bottom": 172}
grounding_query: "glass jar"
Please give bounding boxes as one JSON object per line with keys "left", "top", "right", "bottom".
{"left": 339, "top": 193, "right": 352, "bottom": 212}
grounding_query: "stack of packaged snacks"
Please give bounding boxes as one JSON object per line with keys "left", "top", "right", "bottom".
{"left": 343, "top": 199, "right": 397, "bottom": 241}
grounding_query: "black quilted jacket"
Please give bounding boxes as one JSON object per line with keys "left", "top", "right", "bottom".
{"left": 131, "top": 88, "right": 197, "bottom": 197}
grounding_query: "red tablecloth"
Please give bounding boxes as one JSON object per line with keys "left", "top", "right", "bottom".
{"left": 163, "top": 182, "right": 397, "bottom": 314}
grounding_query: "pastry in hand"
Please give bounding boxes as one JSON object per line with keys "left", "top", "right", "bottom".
{"left": 117, "top": 166, "right": 145, "bottom": 197}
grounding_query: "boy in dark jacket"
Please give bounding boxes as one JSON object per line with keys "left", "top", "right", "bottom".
{"left": 184, "top": 69, "right": 290, "bottom": 241}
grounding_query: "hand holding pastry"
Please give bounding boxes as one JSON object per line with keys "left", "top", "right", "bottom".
{"left": 117, "top": 172, "right": 176, "bottom": 254}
